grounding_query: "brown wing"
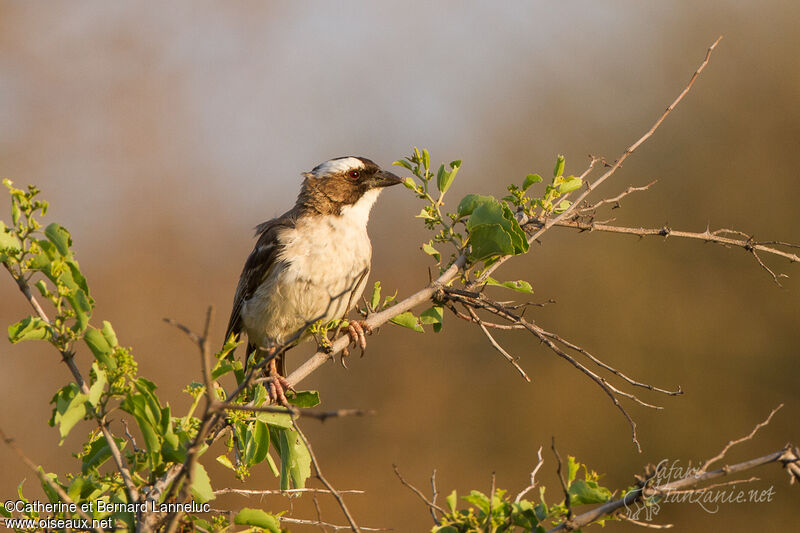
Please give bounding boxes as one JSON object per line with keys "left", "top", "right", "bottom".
{"left": 225, "top": 211, "right": 297, "bottom": 345}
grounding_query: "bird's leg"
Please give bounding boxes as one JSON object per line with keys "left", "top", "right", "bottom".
{"left": 266, "top": 357, "right": 291, "bottom": 406}
{"left": 345, "top": 320, "right": 373, "bottom": 357}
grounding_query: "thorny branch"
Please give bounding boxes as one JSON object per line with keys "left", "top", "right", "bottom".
{"left": 477, "top": 36, "right": 724, "bottom": 286}
{"left": 537, "top": 218, "right": 800, "bottom": 286}
{"left": 442, "top": 287, "right": 680, "bottom": 452}
{"left": 547, "top": 407, "right": 799, "bottom": 532}
{"left": 3, "top": 263, "right": 140, "bottom": 505}
{"left": 393, "top": 465, "right": 447, "bottom": 523}
{"left": 294, "top": 421, "right": 365, "bottom": 533}
{"left": 0, "top": 427, "right": 106, "bottom": 533}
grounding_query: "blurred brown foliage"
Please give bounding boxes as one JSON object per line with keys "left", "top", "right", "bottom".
{"left": 1, "top": 2, "right": 798, "bottom": 531}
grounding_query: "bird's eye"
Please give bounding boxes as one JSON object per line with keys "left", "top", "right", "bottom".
{"left": 348, "top": 170, "right": 360, "bottom": 179}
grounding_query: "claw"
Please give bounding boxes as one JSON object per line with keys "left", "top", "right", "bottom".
{"left": 346, "top": 321, "right": 372, "bottom": 355}
{"left": 266, "top": 358, "right": 291, "bottom": 406}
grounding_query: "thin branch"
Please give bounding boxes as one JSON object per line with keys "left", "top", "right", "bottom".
{"left": 577, "top": 180, "right": 658, "bottom": 214}
{"left": 618, "top": 514, "right": 674, "bottom": 529}
{"left": 467, "top": 307, "right": 530, "bottom": 382}
{"left": 393, "top": 464, "right": 448, "bottom": 520}
{"left": 547, "top": 406, "right": 795, "bottom": 532}
{"left": 538, "top": 329, "right": 682, "bottom": 397}
{"left": 221, "top": 403, "right": 375, "bottom": 422}
{"left": 660, "top": 476, "right": 759, "bottom": 496}
{"left": 443, "top": 288, "right": 662, "bottom": 451}
{"left": 552, "top": 438, "right": 573, "bottom": 520}
{"left": 477, "top": 35, "right": 723, "bottom": 286}
{"left": 3, "top": 262, "right": 139, "bottom": 504}
{"left": 514, "top": 445, "right": 544, "bottom": 504}
{"left": 295, "top": 422, "right": 363, "bottom": 533}
{"left": 214, "top": 488, "right": 365, "bottom": 496}
{"left": 543, "top": 219, "right": 800, "bottom": 275}
{"left": 0, "top": 427, "right": 105, "bottom": 533}
{"left": 700, "top": 404, "right": 783, "bottom": 473}
{"left": 486, "top": 471, "right": 496, "bottom": 531}
{"left": 279, "top": 517, "right": 389, "bottom": 532}
{"left": 430, "top": 469, "right": 440, "bottom": 525}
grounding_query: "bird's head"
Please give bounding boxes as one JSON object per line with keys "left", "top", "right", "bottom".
{"left": 298, "top": 156, "right": 402, "bottom": 216}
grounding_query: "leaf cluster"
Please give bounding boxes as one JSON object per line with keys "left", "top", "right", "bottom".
{"left": 1, "top": 181, "right": 310, "bottom": 531}
{"left": 434, "top": 456, "right": 617, "bottom": 533}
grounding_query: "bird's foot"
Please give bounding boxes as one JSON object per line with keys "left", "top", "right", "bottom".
{"left": 341, "top": 320, "right": 372, "bottom": 364}
{"left": 266, "top": 358, "right": 291, "bottom": 406}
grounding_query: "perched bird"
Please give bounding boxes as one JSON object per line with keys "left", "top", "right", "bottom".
{"left": 225, "top": 156, "right": 402, "bottom": 404}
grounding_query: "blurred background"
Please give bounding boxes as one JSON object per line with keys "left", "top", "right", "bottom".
{"left": 1, "top": 1, "right": 798, "bottom": 531}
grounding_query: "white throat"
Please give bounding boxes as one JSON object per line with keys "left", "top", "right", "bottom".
{"left": 338, "top": 188, "right": 382, "bottom": 227}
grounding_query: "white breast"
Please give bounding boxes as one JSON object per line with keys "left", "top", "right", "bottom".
{"left": 242, "top": 189, "right": 382, "bottom": 348}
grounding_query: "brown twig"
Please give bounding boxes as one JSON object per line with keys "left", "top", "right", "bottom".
{"left": 443, "top": 288, "right": 667, "bottom": 451}
{"left": 467, "top": 307, "right": 531, "bottom": 382}
{"left": 700, "top": 404, "right": 783, "bottom": 473}
{"left": 294, "top": 422, "right": 363, "bottom": 533}
{"left": 541, "top": 219, "right": 800, "bottom": 284}
{"left": 547, "top": 406, "right": 794, "bottom": 532}
{"left": 279, "top": 517, "right": 389, "bottom": 532}
{"left": 0, "top": 427, "right": 105, "bottom": 533}
{"left": 3, "top": 262, "right": 140, "bottom": 504}
{"left": 393, "top": 464, "right": 448, "bottom": 521}
{"left": 552, "top": 438, "right": 573, "bottom": 521}
{"left": 577, "top": 180, "right": 659, "bottom": 214}
{"left": 214, "top": 488, "right": 365, "bottom": 496}
{"left": 477, "top": 35, "right": 723, "bottom": 286}
{"left": 514, "top": 445, "right": 544, "bottom": 504}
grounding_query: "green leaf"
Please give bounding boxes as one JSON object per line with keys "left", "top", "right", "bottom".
{"left": 287, "top": 390, "right": 320, "bottom": 408}
{"left": 567, "top": 456, "right": 579, "bottom": 485}
{"left": 558, "top": 176, "right": 582, "bottom": 194}
{"left": 484, "top": 277, "right": 534, "bottom": 294}
{"left": 101, "top": 321, "right": 118, "bottom": 347}
{"left": 422, "top": 241, "right": 441, "bottom": 263}
{"left": 251, "top": 421, "right": 270, "bottom": 465}
{"left": 234, "top": 508, "right": 280, "bottom": 533}
{"left": 446, "top": 490, "right": 458, "bottom": 513}
{"left": 457, "top": 194, "right": 494, "bottom": 217}
{"left": 390, "top": 311, "right": 424, "bottom": 332}
{"left": 464, "top": 197, "right": 529, "bottom": 262}
{"left": 277, "top": 428, "right": 311, "bottom": 490}
{"left": 436, "top": 160, "right": 460, "bottom": 194}
{"left": 216, "top": 455, "right": 236, "bottom": 472}
{"left": 416, "top": 208, "right": 436, "bottom": 220}
{"left": 50, "top": 385, "right": 89, "bottom": 444}
{"left": 84, "top": 328, "right": 116, "bottom": 369}
{"left": 256, "top": 411, "right": 294, "bottom": 429}
{"left": 463, "top": 490, "right": 491, "bottom": 514}
{"left": 401, "top": 177, "right": 417, "bottom": 190}
{"left": 419, "top": 306, "right": 443, "bottom": 332}
{"left": 370, "top": 281, "right": 381, "bottom": 310}
{"left": 44, "top": 223, "right": 72, "bottom": 258}
{"left": 393, "top": 159, "right": 413, "bottom": 171}
{"left": 554, "top": 154, "right": 565, "bottom": 177}
{"left": 468, "top": 224, "right": 515, "bottom": 260}
{"left": 88, "top": 363, "right": 107, "bottom": 407}
{"left": 522, "top": 173, "right": 542, "bottom": 191}
{"left": 191, "top": 463, "right": 215, "bottom": 503}
{"left": 0, "top": 221, "right": 21, "bottom": 253}
{"left": 11, "top": 200, "right": 20, "bottom": 227}
{"left": 8, "top": 316, "right": 50, "bottom": 343}
{"left": 81, "top": 436, "right": 118, "bottom": 475}
{"left": 569, "top": 479, "right": 612, "bottom": 505}
{"left": 422, "top": 148, "right": 430, "bottom": 171}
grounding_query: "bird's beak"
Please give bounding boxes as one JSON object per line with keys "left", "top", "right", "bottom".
{"left": 371, "top": 169, "right": 403, "bottom": 188}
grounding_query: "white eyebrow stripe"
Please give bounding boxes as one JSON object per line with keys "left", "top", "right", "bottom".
{"left": 311, "top": 157, "right": 366, "bottom": 176}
